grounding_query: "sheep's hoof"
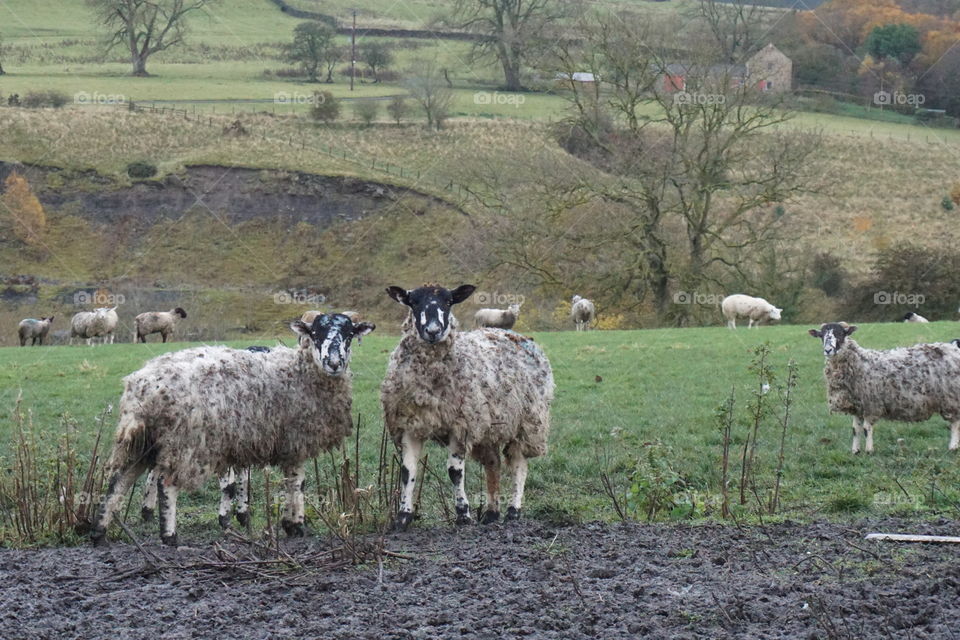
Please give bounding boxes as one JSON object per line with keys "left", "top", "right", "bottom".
{"left": 235, "top": 511, "right": 250, "bottom": 527}
{"left": 391, "top": 511, "right": 415, "bottom": 532}
{"left": 480, "top": 510, "right": 500, "bottom": 525}
{"left": 90, "top": 530, "right": 107, "bottom": 547}
{"left": 161, "top": 533, "right": 178, "bottom": 547}
{"left": 505, "top": 507, "right": 520, "bottom": 521}
{"left": 455, "top": 513, "right": 472, "bottom": 526}
{"left": 282, "top": 520, "right": 305, "bottom": 537}
{"left": 218, "top": 514, "right": 231, "bottom": 529}
{"left": 140, "top": 506, "right": 154, "bottom": 523}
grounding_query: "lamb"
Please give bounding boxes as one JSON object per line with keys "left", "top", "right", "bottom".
{"left": 571, "top": 295, "right": 595, "bottom": 331}
{"left": 70, "top": 307, "right": 118, "bottom": 345}
{"left": 721, "top": 294, "right": 782, "bottom": 329}
{"left": 809, "top": 322, "right": 960, "bottom": 454}
{"left": 381, "top": 284, "right": 554, "bottom": 530}
{"left": 902, "top": 312, "right": 929, "bottom": 323}
{"left": 91, "top": 313, "right": 374, "bottom": 545}
{"left": 18, "top": 316, "right": 54, "bottom": 346}
{"left": 474, "top": 303, "right": 521, "bottom": 329}
{"left": 134, "top": 307, "right": 187, "bottom": 343}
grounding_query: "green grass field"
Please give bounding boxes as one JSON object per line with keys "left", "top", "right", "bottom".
{"left": 4, "top": 321, "right": 960, "bottom": 545}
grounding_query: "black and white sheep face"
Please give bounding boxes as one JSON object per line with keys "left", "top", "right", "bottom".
{"left": 809, "top": 323, "right": 857, "bottom": 357}
{"left": 291, "top": 314, "right": 375, "bottom": 376}
{"left": 387, "top": 284, "right": 476, "bottom": 344}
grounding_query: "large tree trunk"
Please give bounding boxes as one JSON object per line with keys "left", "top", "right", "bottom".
{"left": 497, "top": 41, "right": 522, "bottom": 91}
{"left": 131, "top": 55, "right": 149, "bottom": 76}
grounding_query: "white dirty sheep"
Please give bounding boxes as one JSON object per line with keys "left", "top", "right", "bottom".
{"left": 902, "top": 312, "right": 929, "bottom": 323}
{"left": 571, "top": 295, "right": 596, "bottom": 331}
{"left": 135, "top": 307, "right": 187, "bottom": 343}
{"left": 474, "top": 303, "right": 521, "bottom": 329}
{"left": 721, "top": 294, "right": 782, "bottom": 329}
{"left": 18, "top": 316, "right": 54, "bottom": 346}
{"left": 70, "top": 307, "right": 118, "bottom": 345}
{"left": 381, "top": 284, "right": 554, "bottom": 530}
{"left": 809, "top": 322, "right": 960, "bottom": 454}
{"left": 91, "top": 313, "right": 374, "bottom": 545}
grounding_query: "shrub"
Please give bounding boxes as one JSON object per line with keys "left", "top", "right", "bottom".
{"left": 386, "top": 95, "right": 410, "bottom": 125}
{"left": 353, "top": 100, "right": 379, "bottom": 125}
{"left": 809, "top": 252, "right": 848, "bottom": 297}
{"left": 310, "top": 91, "right": 340, "bottom": 123}
{"left": 127, "top": 162, "right": 158, "bottom": 179}
{"left": 943, "top": 196, "right": 955, "bottom": 211}
{"left": 21, "top": 90, "right": 69, "bottom": 109}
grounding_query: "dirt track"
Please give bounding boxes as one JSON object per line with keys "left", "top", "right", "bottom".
{"left": 2, "top": 518, "right": 959, "bottom": 639}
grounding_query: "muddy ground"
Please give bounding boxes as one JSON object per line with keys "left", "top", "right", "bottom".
{"left": 2, "top": 518, "right": 959, "bottom": 639}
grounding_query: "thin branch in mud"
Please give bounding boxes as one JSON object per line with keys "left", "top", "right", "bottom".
{"left": 116, "top": 520, "right": 163, "bottom": 567}
{"left": 562, "top": 555, "right": 589, "bottom": 608}
{"left": 710, "top": 591, "right": 736, "bottom": 629}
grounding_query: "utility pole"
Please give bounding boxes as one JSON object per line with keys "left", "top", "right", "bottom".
{"left": 350, "top": 9, "right": 356, "bottom": 91}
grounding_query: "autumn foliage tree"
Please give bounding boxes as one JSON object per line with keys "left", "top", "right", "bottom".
{"left": 2, "top": 173, "right": 47, "bottom": 248}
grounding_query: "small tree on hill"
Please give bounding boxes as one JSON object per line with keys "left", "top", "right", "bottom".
{"left": 310, "top": 91, "right": 340, "bottom": 123}
{"left": 362, "top": 42, "right": 393, "bottom": 83}
{"left": 405, "top": 59, "right": 454, "bottom": 130}
{"left": 354, "top": 100, "right": 379, "bottom": 125}
{"left": 865, "top": 23, "right": 922, "bottom": 64}
{"left": 287, "top": 22, "right": 337, "bottom": 82}
{"left": 386, "top": 94, "right": 410, "bottom": 125}
{"left": 2, "top": 173, "right": 46, "bottom": 247}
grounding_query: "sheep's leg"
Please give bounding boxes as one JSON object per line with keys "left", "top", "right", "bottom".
{"left": 141, "top": 468, "right": 159, "bottom": 522}
{"left": 393, "top": 432, "right": 423, "bottom": 531}
{"left": 851, "top": 417, "right": 863, "bottom": 455}
{"left": 281, "top": 466, "right": 306, "bottom": 537}
{"left": 479, "top": 448, "right": 502, "bottom": 524}
{"left": 949, "top": 421, "right": 960, "bottom": 451}
{"left": 863, "top": 420, "right": 875, "bottom": 454}
{"left": 90, "top": 462, "right": 148, "bottom": 546}
{"left": 157, "top": 477, "right": 179, "bottom": 546}
{"left": 446, "top": 444, "right": 471, "bottom": 525}
{"left": 218, "top": 469, "right": 237, "bottom": 529}
{"left": 235, "top": 468, "right": 251, "bottom": 526}
{"left": 504, "top": 443, "right": 527, "bottom": 521}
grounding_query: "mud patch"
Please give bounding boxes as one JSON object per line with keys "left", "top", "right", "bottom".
{"left": 1, "top": 518, "right": 959, "bottom": 639}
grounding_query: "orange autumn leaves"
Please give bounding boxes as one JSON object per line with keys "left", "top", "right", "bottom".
{"left": 2, "top": 173, "right": 47, "bottom": 248}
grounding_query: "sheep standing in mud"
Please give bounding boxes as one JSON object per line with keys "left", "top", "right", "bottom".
{"left": 134, "top": 307, "right": 187, "bottom": 343}
{"left": 474, "top": 303, "right": 521, "bottom": 329}
{"left": 70, "top": 307, "right": 118, "bottom": 345}
{"left": 571, "top": 295, "right": 595, "bottom": 331}
{"left": 381, "top": 284, "right": 554, "bottom": 530}
{"left": 18, "top": 316, "right": 54, "bottom": 346}
{"left": 91, "top": 313, "right": 374, "bottom": 545}
{"left": 809, "top": 322, "right": 960, "bottom": 453}
{"left": 721, "top": 294, "right": 781, "bottom": 329}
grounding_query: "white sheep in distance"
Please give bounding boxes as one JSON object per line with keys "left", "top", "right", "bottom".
{"left": 18, "top": 316, "right": 54, "bottom": 346}
{"left": 474, "top": 303, "right": 521, "bottom": 329}
{"left": 809, "top": 322, "right": 960, "bottom": 454}
{"left": 134, "top": 307, "right": 187, "bottom": 343}
{"left": 721, "top": 294, "right": 782, "bottom": 329}
{"left": 70, "top": 307, "right": 118, "bottom": 345}
{"left": 381, "top": 284, "right": 554, "bottom": 530}
{"left": 91, "top": 313, "right": 374, "bottom": 546}
{"left": 571, "top": 295, "right": 596, "bottom": 331}
{"left": 902, "top": 312, "right": 929, "bottom": 323}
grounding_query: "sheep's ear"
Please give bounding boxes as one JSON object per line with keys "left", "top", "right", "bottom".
{"left": 451, "top": 284, "right": 476, "bottom": 304}
{"left": 353, "top": 322, "right": 375, "bottom": 340}
{"left": 386, "top": 286, "right": 409, "bottom": 305}
{"left": 845, "top": 325, "right": 858, "bottom": 335}
{"left": 290, "top": 321, "right": 312, "bottom": 338}
{"left": 808, "top": 329, "right": 822, "bottom": 338}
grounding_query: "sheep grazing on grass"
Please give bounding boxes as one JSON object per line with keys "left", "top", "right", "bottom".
{"left": 381, "top": 284, "right": 554, "bottom": 530}
{"left": 571, "top": 295, "right": 595, "bottom": 331}
{"left": 18, "top": 316, "right": 54, "bottom": 346}
{"left": 474, "top": 303, "right": 521, "bottom": 329}
{"left": 902, "top": 312, "right": 929, "bottom": 323}
{"left": 721, "top": 294, "right": 782, "bottom": 330}
{"left": 70, "top": 307, "right": 118, "bottom": 345}
{"left": 809, "top": 322, "right": 960, "bottom": 454}
{"left": 134, "top": 307, "right": 187, "bottom": 343}
{"left": 91, "top": 313, "right": 374, "bottom": 546}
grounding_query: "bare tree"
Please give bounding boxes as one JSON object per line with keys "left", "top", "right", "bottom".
{"left": 692, "top": 0, "right": 765, "bottom": 63}
{"left": 0, "top": 34, "right": 7, "bottom": 75}
{"left": 405, "top": 59, "right": 454, "bottom": 130}
{"left": 86, "top": 0, "right": 217, "bottom": 76}
{"left": 448, "top": 0, "right": 567, "bottom": 91}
